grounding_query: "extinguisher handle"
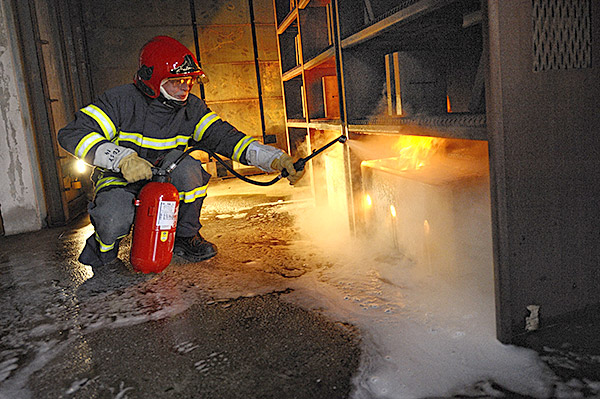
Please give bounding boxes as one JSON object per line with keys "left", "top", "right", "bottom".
{"left": 150, "top": 167, "right": 170, "bottom": 182}
{"left": 281, "top": 158, "right": 306, "bottom": 178}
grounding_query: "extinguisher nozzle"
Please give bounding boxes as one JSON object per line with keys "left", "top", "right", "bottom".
{"left": 165, "top": 163, "right": 178, "bottom": 174}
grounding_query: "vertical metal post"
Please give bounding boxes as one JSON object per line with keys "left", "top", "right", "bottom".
{"left": 331, "top": 0, "right": 347, "bottom": 127}
{"left": 188, "top": 0, "right": 205, "bottom": 99}
{"left": 248, "top": 0, "right": 268, "bottom": 142}
{"left": 332, "top": 0, "right": 357, "bottom": 233}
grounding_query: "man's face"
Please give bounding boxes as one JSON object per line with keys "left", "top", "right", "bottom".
{"left": 162, "top": 77, "right": 194, "bottom": 101}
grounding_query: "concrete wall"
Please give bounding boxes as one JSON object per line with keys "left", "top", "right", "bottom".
{"left": 0, "top": 1, "right": 46, "bottom": 235}
{"left": 486, "top": 0, "right": 600, "bottom": 342}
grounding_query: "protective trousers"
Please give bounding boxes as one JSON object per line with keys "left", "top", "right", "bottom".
{"left": 78, "top": 150, "right": 211, "bottom": 267}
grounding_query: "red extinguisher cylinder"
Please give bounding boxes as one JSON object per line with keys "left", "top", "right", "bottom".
{"left": 130, "top": 180, "right": 180, "bottom": 273}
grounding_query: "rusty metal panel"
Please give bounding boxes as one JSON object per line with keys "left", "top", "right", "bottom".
{"left": 198, "top": 25, "right": 254, "bottom": 64}
{"left": 194, "top": 0, "right": 250, "bottom": 26}
{"left": 207, "top": 100, "right": 262, "bottom": 138}
{"left": 202, "top": 62, "right": 258, "bottom": 102}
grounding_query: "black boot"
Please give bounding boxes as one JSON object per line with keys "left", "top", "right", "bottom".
{"left": 173, "top": 233, "right": 217, "bottom": 262}
{"left": 78, "top": 234, "right": 120, "bottom": 267}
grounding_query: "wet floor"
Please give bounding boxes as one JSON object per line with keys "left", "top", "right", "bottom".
{"left": 1, "top": 177, "right": 599, "bottom": 399}
{"left": 0, "top": 178, "right": 361, "bottom": 399}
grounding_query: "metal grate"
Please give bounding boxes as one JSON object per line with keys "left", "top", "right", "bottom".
{"left": 532, "top": 0, "right": 592, "bottom": 72}
{"left": 348, "top": 0, "right": 422, "bottom": 36}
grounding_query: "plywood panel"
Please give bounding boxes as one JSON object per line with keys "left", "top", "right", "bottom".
{"left": 253, "top": 0, "right": 277, "bottom": 24}
{"left": 78, "top": 0, "right": 283, "bottom": 146}
{"left": 207, "top": 99, "right": 262, "bottom": 138}
{"left": 194, "top": 0, "right": 250, "bottom": 26}
{"left": 198, "top": 25, "right": 254, "bottom": 64}
{"left": 202, "top": 62, "right": 258, "bottom": 102}
{"left": 259, "top": 61, "right": 283, "bottom": 97}
{"left": 262, "top": 96, "right": 287, "bottom": 148}
{"left": 256, "top": 24, "right": 279, "bottom": 61}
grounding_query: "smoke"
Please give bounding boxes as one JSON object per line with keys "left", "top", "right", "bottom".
{"left": 285, "top": 140, "right": 558, "bottom": 398}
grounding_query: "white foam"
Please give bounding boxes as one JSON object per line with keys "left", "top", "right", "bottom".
{"left": 285, "top": 201, "right": 559, "bottom": 399}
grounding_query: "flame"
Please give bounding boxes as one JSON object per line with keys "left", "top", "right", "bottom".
{"left": 365, "top": 194, "right": 372, "bottom": 208}
{"left": 391, "top": 135, "right": 443, "bottom": 171}
{"left": 390, "top": 204, "right": 397, "bottom": 218}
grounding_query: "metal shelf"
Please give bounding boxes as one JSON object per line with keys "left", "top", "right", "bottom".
{"left": 277, "top": 8, "right": 298, "bottom": 35}
{"left": 303, "top": 47, "right": 335, "bottom": 70}
{"left": 341, "top": 0, "right": 455, "bottom": 48}
{"left": 348, "top": 113, "right": 487, "bottom": 141}
{"left": 281, "top": 65, "right": 303, "bottom": 81}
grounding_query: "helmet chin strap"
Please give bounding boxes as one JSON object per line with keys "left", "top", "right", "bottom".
{"left": 159, "top": 82, "right": 189, "bottom": 102}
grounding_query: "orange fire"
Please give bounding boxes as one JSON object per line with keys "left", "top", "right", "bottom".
{"left": 391, "top": 135, "right": 443, "bottom": 171}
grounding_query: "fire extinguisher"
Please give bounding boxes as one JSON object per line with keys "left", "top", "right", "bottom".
{"left": 130, "top": 169, "right": 179, "bottom": 273}
{"left": 128, "top": 134, "right": 347, "bottom": 274}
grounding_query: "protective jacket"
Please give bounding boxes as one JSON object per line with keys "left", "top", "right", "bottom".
{"left": 58, "top": 83, "right": 258, "bottom": 194}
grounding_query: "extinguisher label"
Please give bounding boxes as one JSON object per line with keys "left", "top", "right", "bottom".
{"left": 157, "top": 200, "right": 177, "bottom": 230}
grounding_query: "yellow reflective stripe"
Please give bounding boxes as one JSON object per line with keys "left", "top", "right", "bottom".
{"left": 94, "top": 176, "right": 128, "bottom": 194}
{"left": 75, "top": 132, "right": 106, "bottom": 159}
{"left": 94, "top": 232, "right": 128, "bottom": 253}
{"left": 81, "top": 105, "right": 117, "bottom": 140}
{"left": 178, "top": 184, "right": 208, "bottom": 203}
{"left": 118, "top": 132, "right": 190, "bottom": 150}
{"left": 193, "top": 112, "right": 220, "bottom": 141}
{"left": 232, "top": 136, "right": 257, "bottom": 162}
{"left": 95, "top": 232, "right": 115, "bottom": 252}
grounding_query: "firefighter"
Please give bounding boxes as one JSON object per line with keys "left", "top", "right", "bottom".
{"left": 58, "top": 36, "right": 304, "bottom": 267}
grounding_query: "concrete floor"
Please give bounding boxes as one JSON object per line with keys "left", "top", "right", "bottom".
{"left": 0, "top": 177, "right": 362, "bottom": 399}
{"left": 1, "top": 176, "right": 599, "bottom": 399}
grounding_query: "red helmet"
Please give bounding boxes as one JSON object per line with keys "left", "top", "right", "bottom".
{"left": 134, "top": 36, "right": 205, "bottom": 98}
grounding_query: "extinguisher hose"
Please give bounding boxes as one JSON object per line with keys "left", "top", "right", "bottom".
{"left": 198, "top": 148, "right": 283, "bottom": 186}
{"left": 163, "top": 135, "right": 347, "bottom": 187}
{"left": 164, "top": 147, "right": 282, "bottom": 186}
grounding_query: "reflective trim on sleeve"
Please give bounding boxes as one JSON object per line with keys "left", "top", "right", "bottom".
{"left": 178, "top": 184, "right": 208, "bottom": 203}
{"left": 75, "top": 132, "right": 107, "bottom": 159}
{"left": 193, "top": 112, "right": 221, "bottom": 141}
{"left": 81, "top": 104, "right": 117, "bottom": 140}
{"left": 94, "top": 176, "right": 128, "bottom": 195}
{"left": 232, "top": 136, "right": 257, "bottom": 163}
{"left": 118, "top": 132, "right": 190, "bottom": 150}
